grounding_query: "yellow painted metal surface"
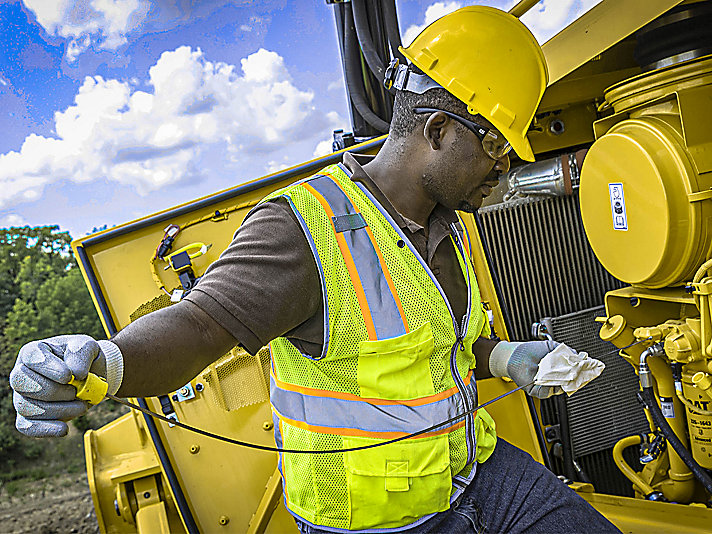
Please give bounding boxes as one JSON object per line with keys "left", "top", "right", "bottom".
{"left": 542, "top": 0, "right": 683, "bottom": 85}
{"left": 578, "top": 490, "right": 712, "bottom": 533}
{"left": 580, "top": 56, "right": 712, "bottom": 288}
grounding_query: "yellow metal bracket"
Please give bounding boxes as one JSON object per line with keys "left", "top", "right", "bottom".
{"left": 689, "top": 189, "right": 712, "bottom": 203}
{"left": 542, "top": 0, "right": 684, "bottom": 86}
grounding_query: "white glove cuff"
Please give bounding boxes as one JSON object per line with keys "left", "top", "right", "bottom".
{"left": 98, "top": 340, "right": 124, "bottom": 396}
{"left": 488, "top": 341, "right": 522, "bottom": 378}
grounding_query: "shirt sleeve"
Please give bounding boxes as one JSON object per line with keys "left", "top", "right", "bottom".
{"left": 184, "top": 197, "right": 322, "bottom": 355}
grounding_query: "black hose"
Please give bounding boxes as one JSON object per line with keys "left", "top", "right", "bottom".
{"left": 351, "top": 0, "right": 387, "bottom": 81}
{"left": 640, "top": 387, "right": 712, "bottom": 495}
{"left": 343, "top": 6, "right": 390, "bottom": 132}
{"left": 382, "top": 0, "right": 406, "bottom": 65}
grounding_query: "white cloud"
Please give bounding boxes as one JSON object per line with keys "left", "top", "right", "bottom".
{"left": 0, "top": 46, "right": 341, "bottom": 208}
{"left": 313, "top": 139, "right": 333, "bottom": 158}
{"left": 0, "top": 214, "right": 27, "bottom": 228}
{"left": 402, "top": 2, "right": 462, "bottom": 47}
{"left": 327, "top": 80, "right": 344, "bottom": 92}
{"left": 266, "top": 158, "right": 290, "bottom": 174}
{"left": 23, "top": 0, "right": 149, "bottom": 61}
{"left": 520, "top": 0, "right": 604, "bottom": 43}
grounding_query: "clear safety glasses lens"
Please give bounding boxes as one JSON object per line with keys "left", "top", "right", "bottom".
{"left": 481, "top": 131, "right": 511, "bottom": 160}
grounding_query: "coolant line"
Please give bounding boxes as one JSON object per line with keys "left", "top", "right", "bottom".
{"left": 612, "top": 435, "right": 656, "bottom": 496}
{"left": 105, "top": 381, "right": 533, "bottom": 454}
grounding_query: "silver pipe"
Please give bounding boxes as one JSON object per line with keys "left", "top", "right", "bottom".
{"left": 504, "top": 149, "right": 587, "bottom": 201}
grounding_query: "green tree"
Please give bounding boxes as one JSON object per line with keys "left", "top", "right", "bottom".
{"left": 0, "top": 226, "right": 104, "bottom": 461}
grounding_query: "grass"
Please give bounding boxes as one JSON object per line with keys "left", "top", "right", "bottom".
{"left": 0, "top": 401, "right": 127, "bottom": 501}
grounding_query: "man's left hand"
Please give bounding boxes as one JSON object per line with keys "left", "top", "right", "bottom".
{"left": 488, "top": 340, "right": 564, "bottom": 399}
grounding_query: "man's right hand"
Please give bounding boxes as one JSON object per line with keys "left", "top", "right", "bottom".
{"left": 9, "top": 335, "right": 124, "bottom": 438}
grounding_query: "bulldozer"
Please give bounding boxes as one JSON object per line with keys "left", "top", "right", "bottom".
{"left": 70, "top": 0, "right": 712, "bottom": 531}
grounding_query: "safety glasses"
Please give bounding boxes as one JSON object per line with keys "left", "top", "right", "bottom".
{"left": 413, "top": 107, "right": 512, "bottom": 160}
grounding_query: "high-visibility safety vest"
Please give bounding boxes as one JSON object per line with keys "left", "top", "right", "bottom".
{"left": 262, "top": 163, "right": 497, "bottom": 532}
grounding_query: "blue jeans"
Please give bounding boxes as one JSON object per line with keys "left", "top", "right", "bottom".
{"left": 295, "top": 439, "right": 621, "bottom": 534}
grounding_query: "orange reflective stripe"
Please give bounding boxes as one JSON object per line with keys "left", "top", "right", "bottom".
{"left": 275, "top": 409, "right": 467, "bottom": 441}
{"left": 302, "top": 181, "right": 377, "bottom": 340}
{"left": 272, "top": 370, "right": 473, "bottom": 406}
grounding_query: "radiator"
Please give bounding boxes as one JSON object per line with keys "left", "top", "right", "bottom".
{"left": 477, "top": 194, "right": 623, "bottom": 341}
{"left": 477, "top": 194, "right": 647, "bottom": 496}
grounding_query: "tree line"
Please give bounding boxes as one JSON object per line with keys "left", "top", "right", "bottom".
{"left": 0, "top": 225, "right": 104, "bottom": 462}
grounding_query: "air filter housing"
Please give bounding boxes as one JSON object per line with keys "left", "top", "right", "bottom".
{"left": 580, "top": 56, "right": 712, "bottom": 288}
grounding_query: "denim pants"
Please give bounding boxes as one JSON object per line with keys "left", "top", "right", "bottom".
{"left": 295, "top": 439, "right": 621, "bottom": 534}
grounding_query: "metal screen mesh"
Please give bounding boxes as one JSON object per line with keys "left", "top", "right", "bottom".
{"left": 543, "top": 306, "right": 650, "bottom": 456}
{"left": 478, "top": 195, "right": 624, "bottom": 341}
{"left": 201, "top": 347, "right": 271, "bottom": 411}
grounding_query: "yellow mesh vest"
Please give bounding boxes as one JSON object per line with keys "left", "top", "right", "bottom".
{"left": 262, "top": 164, "right": 496, "bottom": 531}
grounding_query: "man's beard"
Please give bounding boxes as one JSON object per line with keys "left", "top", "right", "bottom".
{"left": 457, "top": 200, "right": 479, "bottom": 213}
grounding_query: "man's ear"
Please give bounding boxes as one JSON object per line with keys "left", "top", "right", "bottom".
{"left": 423, "top": 112, "right": 449, "bottom": 151}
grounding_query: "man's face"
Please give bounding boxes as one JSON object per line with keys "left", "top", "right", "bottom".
{"left": 421, "top": 115, "right": 510, "bottom": 213}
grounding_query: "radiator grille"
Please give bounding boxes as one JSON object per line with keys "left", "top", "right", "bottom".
{"left": 543, "top": 306, "right": 650, "bottom": 457}
{"left": 478, "top": 194, "right": 624, "bottom": 341}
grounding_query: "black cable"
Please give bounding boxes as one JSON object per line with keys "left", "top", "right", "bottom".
{"left": 351, "top": 0, "right": 387, "bottom": 81}
{"left": 639, "top": 387, "right": 712, "bottom": 495}
{"left": 343, "top": 5, "right": 390, "bottom": 132}
{"left": 107, "top": 382, "right": 531, "bottom": 455}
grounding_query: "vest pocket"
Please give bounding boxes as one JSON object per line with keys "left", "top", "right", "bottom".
{"left": 357, "top": 321, "right": 435, "bottom": 400}
{"left": 343, "top": 433, "right": 452, "bottom": 530}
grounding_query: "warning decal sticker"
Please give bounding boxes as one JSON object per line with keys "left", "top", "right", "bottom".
{"left": 609, "top": 183, "right": 628, "bottom": 231}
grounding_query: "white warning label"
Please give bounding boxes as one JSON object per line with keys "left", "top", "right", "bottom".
{"left": 660, "top": 398, "right": 675, "bottom": 419}
{"left": 609, "top": 183, "right": 628, "bottom": 231}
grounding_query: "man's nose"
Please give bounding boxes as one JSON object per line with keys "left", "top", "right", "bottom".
{"left": 494, "top": 153, "right": 510, "bottom": 175}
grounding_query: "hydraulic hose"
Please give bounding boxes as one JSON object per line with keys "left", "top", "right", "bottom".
{"left": 640, "top": 385, "right": 712, "bottom": 495}
{"left": 382, "top": 0, "right": 406, "bottom": 65}
{"left": 344, "top": 6, "right": 390, "bottom": 132}
{"left": 351, "top": 0, "right": 387, "bottom": 81}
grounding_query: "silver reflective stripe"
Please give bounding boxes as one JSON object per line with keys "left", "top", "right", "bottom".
{"left": 306, "top": 174, "right": 407, "bottom": 340}
{"left": 271, "top": 375, "right": 467, "bottom": 435}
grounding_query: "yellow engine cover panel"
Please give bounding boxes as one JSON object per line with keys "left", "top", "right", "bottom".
{"left": 580, "top": 116, "right": 712, "bottom": 288}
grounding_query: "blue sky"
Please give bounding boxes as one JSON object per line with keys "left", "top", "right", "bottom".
{"left": 0, "top": 0, "right": 599, "bottom": 237}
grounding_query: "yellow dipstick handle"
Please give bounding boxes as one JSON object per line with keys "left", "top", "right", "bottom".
{"left": 69, "top": 372, "right": 108, "bottom": 405}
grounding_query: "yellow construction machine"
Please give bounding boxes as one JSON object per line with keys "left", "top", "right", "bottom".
{"left": 71, "top": 1, "right": 712, "bottom": 532}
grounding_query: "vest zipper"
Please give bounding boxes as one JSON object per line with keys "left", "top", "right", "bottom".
{"left": 449, "top": 224, "right": 477, "bottom": 465}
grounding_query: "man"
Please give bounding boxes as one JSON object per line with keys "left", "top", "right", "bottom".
{"left": 10, "top": 6, "right": 620, "bottom": 533}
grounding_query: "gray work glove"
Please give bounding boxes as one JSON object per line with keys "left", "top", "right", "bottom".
{"left": 488, "top": 340, "right": 564, "bottom": 399}
{"left": 9, "top": 335, "right": 124, "bottom": 438}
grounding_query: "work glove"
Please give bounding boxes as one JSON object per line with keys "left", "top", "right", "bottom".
{"left": 9, "top": 335, "right": 124, "bottom": 438}
{"left": 488, "top": 340, "right": 564, "bottom": 399}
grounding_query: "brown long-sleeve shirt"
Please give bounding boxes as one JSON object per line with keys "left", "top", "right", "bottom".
{"left": 185, "top": 152, "right": 468, "bottom": 356}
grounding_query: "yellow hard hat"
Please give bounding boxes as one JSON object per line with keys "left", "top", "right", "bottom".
{"left": 399, "top": 6, "right": 548, "bottom": 162}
